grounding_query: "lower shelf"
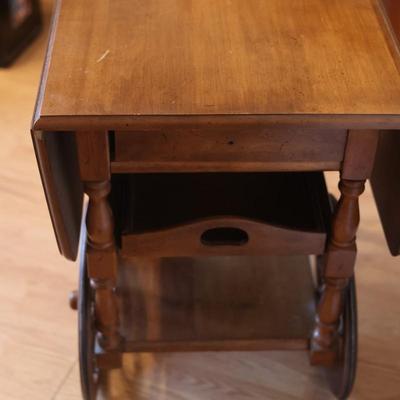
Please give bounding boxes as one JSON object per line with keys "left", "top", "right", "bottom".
{"left": 118, "top": 255, "right": 316, "bottom": 353}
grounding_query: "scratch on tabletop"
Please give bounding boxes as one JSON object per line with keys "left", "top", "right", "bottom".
{"left": 96, "top": 49, "right": 110, "bottom": 63}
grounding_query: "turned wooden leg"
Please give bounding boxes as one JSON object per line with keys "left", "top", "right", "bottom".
{"left": 85, "top": 180, "right": 120, "bottom": 351}
{"left": 310, "top": 178, "right": 365, "bottom": 365}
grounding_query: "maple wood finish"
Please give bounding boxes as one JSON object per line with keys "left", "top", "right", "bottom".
{"left": 31, "top": 1, "right": 400, "bottom": 399}
{"left": 76, "top": 131, "right": 120, "bottom": 352}
{"left": 121, "top": 217, "right": 326, "bottom": 258}
{"left": 32, "top": 0, "right": 400, "bottom": 260}
{"left": 113, "top": 129, "right": 347, "bottom": 173}
{"left": 33, "top": 0, "right": 400, "bottom": 125}
{"left": 119, "top": 172, "right": 330, "bottom": 257}
{"left": 118, "top": 256, "right": 316, "bottom": 352}
{"left": 311, "top": 130, "right": 378, "bottom": 364}
{"left": 311, "top": 180, "right": 365, "bottom": 364}
{"left": 370, "top": 0, "right": 400, "bottom": 257}
{"left": 84, "top": 180, "right": 120, "bottom": 351}
{"left": 380, "top": 0, "right": 400, "bottom": 53}
{"left": 32, "top": 131, "right": 82, "bottom": 260}
{"left": 371, "top": 130, "right": 400, "bottom": 255}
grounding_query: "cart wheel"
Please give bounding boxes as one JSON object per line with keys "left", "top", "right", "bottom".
{"left": 325, "top": 276, "right": 358, "bottom": 400}
{"left": 326, "top": 278, "right": 357, "bottom": 400}
{"left": 318, "top": 193, "right": 357, "bottom": 398}
{"left": 78, "top": 248, "right": 99, "bottom": 400}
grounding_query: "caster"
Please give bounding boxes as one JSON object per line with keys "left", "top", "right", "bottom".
{"left": 316, "top": 193, "right": 357, "bottom": 399}
{"left": 78, "top": 245, "right": 99, "bottom": 400}
{"left": 325, "top": 276, "right": 357, "bottom": 399}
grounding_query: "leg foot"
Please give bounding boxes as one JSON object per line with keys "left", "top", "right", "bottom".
{"left": 69, "top": 290, "right": 78, "bottom": 310}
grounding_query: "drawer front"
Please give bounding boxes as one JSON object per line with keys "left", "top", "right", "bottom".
{"left": 112, "top": 128, "right": 347, "bottom": 173}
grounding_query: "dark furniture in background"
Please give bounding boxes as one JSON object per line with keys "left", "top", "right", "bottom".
{"left": 0, "top": 0, "right": 41, "bottom": 67}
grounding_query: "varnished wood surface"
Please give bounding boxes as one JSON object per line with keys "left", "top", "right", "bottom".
{"left": 118, "top": 256, "right": 315, "bottom": 351}
{"left": 32, "top": 131, "right": 82, "bottom": 260}
{"left": 371, "top": 1, "right": 400, "bottom": 256}
{"left": 33, "top": 0, "right": 400, "bottom": 131}
{"left": 116, "top": 172, "right": 330, "bottom": 233}
{"left": 342, "top": 130, "right": 379, "bottom": 181}
{"left": 121, "top": 217, "right": 327, "bottom": 257}
{"left": 2, "top": 1, "right": 400, "bottom": 399}
{"left": 381, "top": 0, "right": 400, "bottom": 51}
{"left": 118, "top": 172, "right": 329, "bottom": 257}
{"left": 113, "top": 128, "right": 347, "bottom": 173}
{"left": 371, "top": 130, "right": 400, "bottom": 256}
{"left": 311, "top": 179, "right": 365, "bottom": 364}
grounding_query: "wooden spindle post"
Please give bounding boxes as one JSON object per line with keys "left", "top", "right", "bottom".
{"left": 76, "top": 131, "right": 121, "bottom": 352}
{"left": 311, "top": 179, "right": 364, "bottom": 364}
{"left": 310, "top": 130, "right": 378, "bottom": 365}
{"left": 85, "top": 180, "right": 120, "bottom": 350}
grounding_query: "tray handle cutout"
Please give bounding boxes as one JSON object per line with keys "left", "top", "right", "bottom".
{"left": 200, "top": 227, "right": 249, "bottom": 247}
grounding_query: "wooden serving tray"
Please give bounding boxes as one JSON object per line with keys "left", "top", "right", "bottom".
{"left": 118, "top": 255, "right": 317, "bottom": 352}
{"left": 113, "top": 172, "right": 331, "bottom": 257}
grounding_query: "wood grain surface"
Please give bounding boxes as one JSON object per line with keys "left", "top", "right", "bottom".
{"left": 33, "top": 0, "right": 400, "bottom": 131}
{"left": 1, "top": 1, "right": 400, "bottom": 399}
{"left": 381, "top": 0, "right": 400, "bottom": 51}
{"left": 118, "top": 256, "right": 315, "bottom": 351}
{"left": 119, "top": 172, "right": 329, "bottom": 257}
{"left": 113, "top": 128, "right": 347, "bottom": 173}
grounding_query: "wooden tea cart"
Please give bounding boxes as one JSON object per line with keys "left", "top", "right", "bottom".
{"left": 32, "top": 0, "right": 400, "bottom": 398}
